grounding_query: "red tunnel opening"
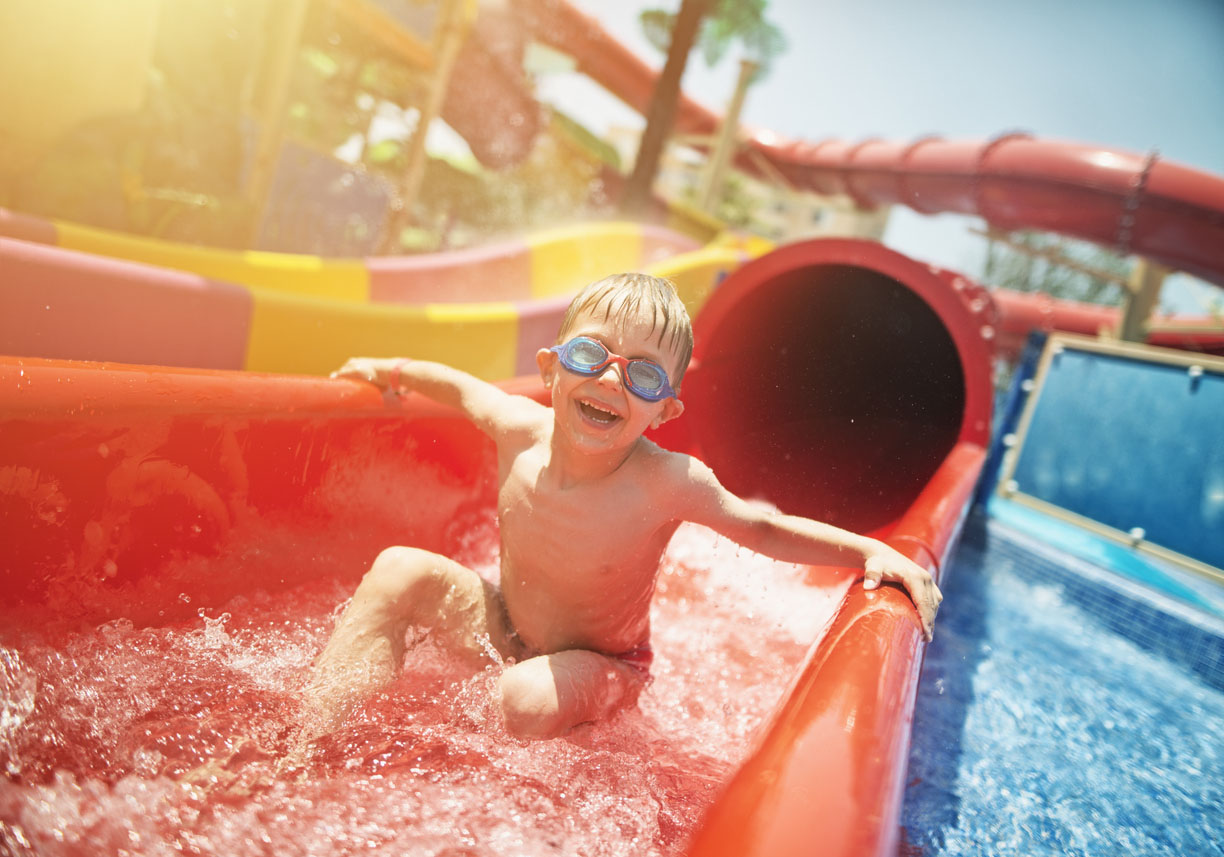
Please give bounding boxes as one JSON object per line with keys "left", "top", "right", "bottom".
{"left": 680, "top": 240, "right": 989, "bottom": 534}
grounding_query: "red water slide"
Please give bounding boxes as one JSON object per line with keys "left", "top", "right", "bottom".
{"left": 513, "top": 0, "right": 1224, "bottom": 290}
{"left": 991, "top": 289, "right": 1224, "bottom": 360}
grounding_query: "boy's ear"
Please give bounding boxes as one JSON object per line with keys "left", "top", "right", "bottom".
{"left": 536, "top": 347, "right": 557, "bottom": 383}
{"left": 651, "top": 396, "right": 684, "bottom": 430}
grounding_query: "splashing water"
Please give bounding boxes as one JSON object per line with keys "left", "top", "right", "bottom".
{"left": 0, "top": 522, "right": 845, "bottom": 856}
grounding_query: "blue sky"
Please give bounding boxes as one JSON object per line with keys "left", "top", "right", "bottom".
{"left": 539, "top": 0, "right": 1224, "bottom": 312}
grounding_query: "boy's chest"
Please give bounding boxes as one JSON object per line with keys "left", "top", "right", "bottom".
{"left": 498, "top": 455, "right": 664, "bottom": 563}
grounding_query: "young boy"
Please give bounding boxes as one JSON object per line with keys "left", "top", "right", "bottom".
{"left": 310, "top": 273, "right": 942, "bottom": 740}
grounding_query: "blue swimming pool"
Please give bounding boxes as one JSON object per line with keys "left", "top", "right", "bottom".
{"left": 901, "top": 513, "right": 1224, "bottom": 856}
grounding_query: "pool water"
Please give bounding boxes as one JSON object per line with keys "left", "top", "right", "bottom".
{"left": 901, "top": 514, "right": 1224, "bottom": 856}
{"left": 0, "top": 521, "right": 842, "bottom": 857}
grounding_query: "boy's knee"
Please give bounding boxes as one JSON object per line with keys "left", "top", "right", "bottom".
{"left": 497, "top": 664, "right": 566, "bottom": 740}
{"left": 362, "top": 546, "right": 441, "bottom": 598}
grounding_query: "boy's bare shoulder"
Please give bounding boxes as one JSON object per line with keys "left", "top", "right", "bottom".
{"left": 496, "top": 391, "right": 552, "bottom": 436}
{"left": 634, "top": 442, "right": 743, "bottom": 526}
{"left": 634, "top": 440, "right": 719, "bottom": 492}
{"left": 505, "top": 389, "right": 551, "bottom": 418}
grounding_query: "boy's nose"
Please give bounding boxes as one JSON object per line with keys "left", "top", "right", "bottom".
{"left": 596, "top": 363, "right": 623, "bottom": 388}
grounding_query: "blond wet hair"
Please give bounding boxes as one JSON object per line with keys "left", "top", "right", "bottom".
{"left": 556, "top": 273, "right": 694, "bottom": 386}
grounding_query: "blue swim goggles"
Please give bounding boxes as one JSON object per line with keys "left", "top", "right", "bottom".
{"left": 550, "top": 336, "right": 676, "bottom": 402}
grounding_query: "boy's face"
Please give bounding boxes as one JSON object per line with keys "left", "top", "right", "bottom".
{"left": 536, "top": 305, "right": 686, "bottom": 455}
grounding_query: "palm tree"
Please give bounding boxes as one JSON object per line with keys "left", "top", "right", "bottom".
{"left": 619, "top": 0, "right": 785, "bottom": 216}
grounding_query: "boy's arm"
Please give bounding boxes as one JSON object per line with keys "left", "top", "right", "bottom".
{"left": 671, "top": 456, "right": 943, "bottom": 641}
{"left": 331, "top": 356, "right": 540, "bottom": 437}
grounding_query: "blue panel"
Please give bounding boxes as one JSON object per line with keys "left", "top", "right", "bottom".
{"left": 1012, "top": 345, "right": 1224, "bottom": 571}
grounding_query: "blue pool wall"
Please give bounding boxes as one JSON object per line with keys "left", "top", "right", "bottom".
{"left": 984, "top": 509, "right": 1224, "bottom": 690}
{"left": 1007, "top": 338, "right": 1224, "bottom": 571}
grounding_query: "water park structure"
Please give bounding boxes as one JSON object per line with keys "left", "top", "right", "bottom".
{"left": 3, "top": 2, "right": 1223, "bottom": 856}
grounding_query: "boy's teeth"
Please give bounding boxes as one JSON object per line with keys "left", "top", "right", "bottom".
{"left": 580, "top": 400, "right": 618, "bottom": 422}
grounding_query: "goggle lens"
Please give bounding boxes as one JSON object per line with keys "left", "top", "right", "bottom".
{"left": 627, "top": 361, "right": 666, "bottom": 391}
{"left": 568, "top": 338, "right": 609, "bottom": 370}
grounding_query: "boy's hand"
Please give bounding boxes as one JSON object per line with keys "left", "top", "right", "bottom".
{"left": 330, "top": 357, "right": 392, "bottom": 386}
{"left": 862, "top": 547, "right": 943, "bottom": 642}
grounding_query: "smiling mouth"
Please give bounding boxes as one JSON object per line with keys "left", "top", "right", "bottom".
{"left": 578, "top": 399, "right": 621, "bottom": 425}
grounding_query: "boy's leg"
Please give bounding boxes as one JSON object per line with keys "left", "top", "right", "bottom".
{"left": 496, "top": 649, "right": 648, "bottom": 739}
{"left": 304, "top": 545, "right": 512, "bottom": 733}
